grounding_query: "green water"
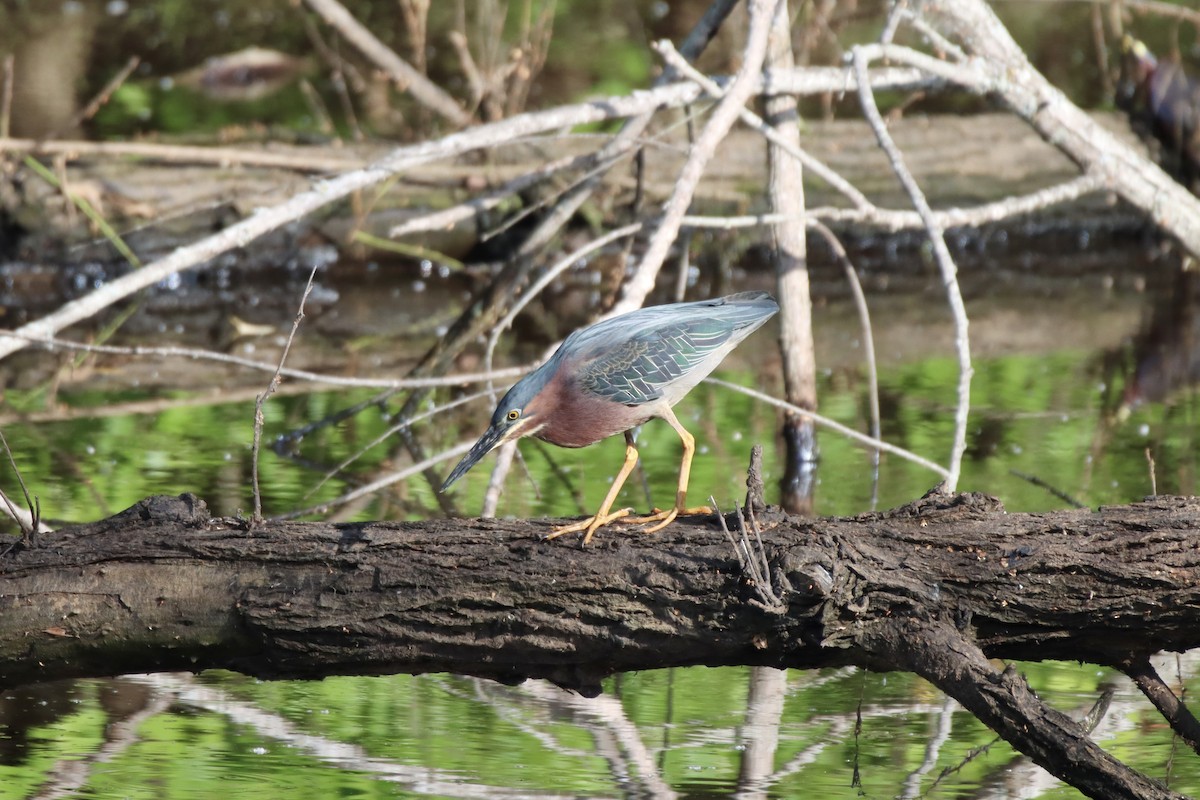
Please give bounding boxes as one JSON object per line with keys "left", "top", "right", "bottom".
{"left": 3, "top": 322, "right": 1199, "bottom": 797}
{"left": 0, "top": 348, "right": 1180, "bottom": 527}
{"left": 4, "top": 660, "right": 1200, "bottom": 798}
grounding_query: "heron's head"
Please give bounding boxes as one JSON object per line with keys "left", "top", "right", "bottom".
{"left": 439, "top": 372, "right": 551, "bottom": 491}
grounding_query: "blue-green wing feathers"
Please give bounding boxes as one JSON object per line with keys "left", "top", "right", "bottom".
{"left": 572, "top": 293, "right": 777, "bottom": 405}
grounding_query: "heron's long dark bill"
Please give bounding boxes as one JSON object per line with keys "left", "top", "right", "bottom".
{"left": 440, "top": 424, "right": 505, "bottom": 491}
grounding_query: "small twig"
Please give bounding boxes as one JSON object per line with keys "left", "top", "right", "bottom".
{"left": 926, "top": 731, "right": 1002, "bottom": 793}
{"left": 880, "top": 0, "right": 909, "bottom": 45}
{"left": 0, "top": 137, "right": 361, "bottom": 172}
{"left": 707, "top": 378, "right": 951, "bottom": 480}
{"left": 298, "top": 79, "right": 336, "bottom": 136}
{"left": 851, "top": 45, "right": 972, "bottom": 493}
{"left": 448, "top": 30, "right": 486, "bottom": 110}
{"left": 810, "top": 221, "right": 881, "bottom": 507}
{"left": 1146, "top": 448, "right": 1158, "bottom": 497}
{"left": 303, "top": 16, "right": 367, "bottom": 141}
{"left": 275, "top": 439, "right": 473, "bottom": 520}
{"left": 20, "top": 156, "right": 142, "bottom": 268}
{"left": 989, "top": 0, "right": 1200, "bottom": 26}
{"left": 304, "top": 389, "right": 493, "bottom": 499}
{"left": 679, "top": 174, "right": 1107, "bottom": 233}
{"left": 388, "top": 151, "right": 583, "bottom": 238}
{"left": 0, "top": 427, "right": 50, "bottom": 548}
{"left": 1089, "top": 4, "right": 1114, "bottom": 101}
{"left": 715, "top": 495, "right": 785, "bottom": 613}
{"left": 252, "top": 262, "right": 322, "bottom": 524}
{"left": 475, "top": 155, "right": 619, "bottom": 245}
{"left": 902, "top": 15, "right": 969, "bottom": 62}
{"left": 1009, "top": 469, "right": 1087, "bottom": 509}
{"left": 0, "top": 331, "right": 527, "bottom": 389}
{"left": 352, "top": 231, "right": 466, "bottom": 271}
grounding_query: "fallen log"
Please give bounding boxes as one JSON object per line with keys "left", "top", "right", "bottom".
{"left": 3, "top": 491, "right": 1199, "bottom": 799}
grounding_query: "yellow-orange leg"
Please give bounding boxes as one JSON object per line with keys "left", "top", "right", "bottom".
{"left": 544, "top": 431, "right": 640, "bottom": 546}
{"left": 627, "top": 405, "right": 713, "bottom": 533}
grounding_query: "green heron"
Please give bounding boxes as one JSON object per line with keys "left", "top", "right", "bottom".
{"left": 440, "top": 291, "right": 779, "bottom": 544}
{"left": 1118, "top": 35, "right": 1200, "bottom": 192}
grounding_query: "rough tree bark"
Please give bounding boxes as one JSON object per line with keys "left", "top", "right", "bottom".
{"left": 3, "top": 491, "right": 1200, "bottom": 797}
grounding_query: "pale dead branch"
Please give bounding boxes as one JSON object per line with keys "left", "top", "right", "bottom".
{"left": 302, "top": 0, "right": 472, "bottom": 127}
{"left": 0, "top": 332, "right": 528, "bottom": 389}
{"left": 852, "top": 45, "right": 972, "bottom": 493}
{"left": 609, "top": 0, "right": 779, "bottom": 317}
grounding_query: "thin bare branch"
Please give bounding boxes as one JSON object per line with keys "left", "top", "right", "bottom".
{"left": 677, "top": 174, "right": 1107, "bottom": 231}
{"left": 810, "top": 221, "right": 882, "bottom": 506}
{"left": 275, "top": 439, "right": 473, "bottom": 520}
{"left": 303, "top": 0, "right": 472, "bottom": 127}
{"left": 252, "top": 263, "right": 322, "bottom": 523}
{"left": 0, "top": 331, "right": 528, "bottom": 389}
{"left": 0, "top": 428, "right": 51, "bottom": 537}
{"left": 991, "top": 0, "right": 1200, "bottom": 26}
{"left": 852, "top": 46, "right": 972, "bottom": 493}
{"left": 706, "top": 378, "right": 951, "bottom": 479}
{"left": 0, "top": 80, "right": 719, "bottom": 364}
{"left": 610, "top": 0, "right": 779, "bottom": 317}
{"left": 656, "top": 39, "right": 872, "bottom": 210}
{"left": 306, "top": 389, "right": 493, "bottom": 499}
{"left": 0, "top": 137, "right": 363, "bottom": 171}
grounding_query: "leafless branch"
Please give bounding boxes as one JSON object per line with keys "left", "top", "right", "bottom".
{"left": 610, "top": 0, "right": 779, "bottom": 317}
{"left": 275, "top": 440, "right": 473, "bottom": 520}
{"left": 0, "top": 427, "right": 50, "bottom": 542}
{"left": 0, "top": 331, "right": 528, "bottom": 389}
{"left": 252, "top": 263, "right": 321, "bottom": 523}
{"left": 852, "top": 46, "right": 972, "bottom": 493}
{"left": 302, "top": 0, "right": 471, "bottom": 127}
{"left": 707, "top": 378, "right": 951, "bottom": 480}
{"left": 810, "top": 221, "right": 882, "bottom": 506}
{"left": 656, "top": 39, "right": 872, "bottom": 210}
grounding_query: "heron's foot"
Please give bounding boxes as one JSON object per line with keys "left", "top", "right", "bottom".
{"left": 543, "top": 507, "right": 634, "bottom": 545}
{"left": 627, "top": 504, "right": 714, "bottom": 534}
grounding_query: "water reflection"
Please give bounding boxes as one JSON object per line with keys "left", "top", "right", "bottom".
{"left": 1120, "top": 268, "right": 1200, "bottom": 412}
{"left": 5, "top": 658, "right": 1200, "bottom": 798}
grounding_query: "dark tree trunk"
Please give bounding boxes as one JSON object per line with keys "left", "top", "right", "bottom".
{"left": 3, "top": 492, "right": 1200, "bottom": 799}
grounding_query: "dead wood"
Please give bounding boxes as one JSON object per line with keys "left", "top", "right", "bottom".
{"left": 5, "top": 490, "right": 1200, "bottom": 690}
{"left": 4, "top": 491, "right": 1200, "bottom": 798}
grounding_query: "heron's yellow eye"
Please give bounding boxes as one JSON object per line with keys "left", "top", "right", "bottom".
{"left": 507, "top": 409, "right": 521, "bottom": 421}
